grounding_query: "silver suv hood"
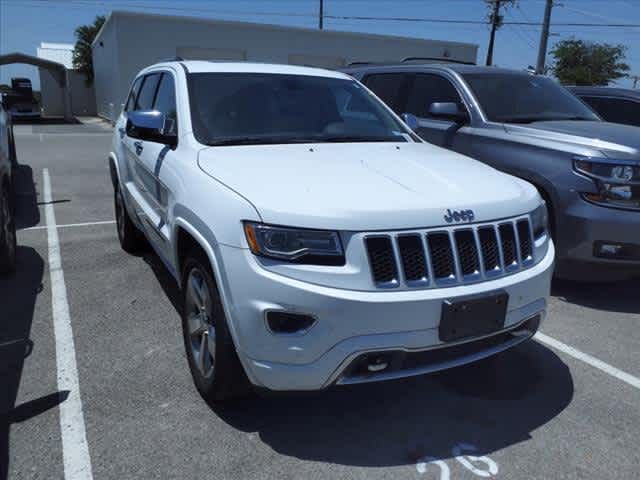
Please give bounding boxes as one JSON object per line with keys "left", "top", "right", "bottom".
{"left": 505, "top": 120, "right": 640, "bottom": 160}
{"left": 198, "top": 142, "right": 540, "bottom": 231}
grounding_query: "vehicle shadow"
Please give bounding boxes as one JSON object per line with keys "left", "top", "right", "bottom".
{"left": 12, "top": 163, "right": 40, "bottom": 230}
{"left": 216, "top": 340, "right": 573, "bottom": 468}
{"left": 11, "top": 117, "right": 80, "bottom": 125}
{"left": 0, "top": 246, "right": 46, "bottom": 480}
{"left": 552, "top": 277, "right": 640, "bottom": 314}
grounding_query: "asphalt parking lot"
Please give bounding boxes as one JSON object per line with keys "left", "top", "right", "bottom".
{"left": 1, "top": 121, "right": 639, "bottom": 480}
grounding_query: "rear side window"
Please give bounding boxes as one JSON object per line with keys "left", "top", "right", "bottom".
{"left": 405, "top": 74, "right": 464, "bottom": 118}
{"left": 363, "top": 73, "right": 408, "bottom": 113}
{"left": 124, "top": 77, "right": 143, "bottom": 112}
{"left": 581, "top": 96, "right": 640, "bottom": 127}
{"left": 134, "top": 73, "right": 161, "bottom": 110}
{"left": 153, "top": 73, "right": 178, "bottom": 135}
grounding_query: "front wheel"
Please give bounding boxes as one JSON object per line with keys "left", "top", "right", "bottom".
{"left": 181, "top": 250, "right": 251, "bottom": 404}
{"left": 0, "top": 184, "right": 17, "bottom": 274}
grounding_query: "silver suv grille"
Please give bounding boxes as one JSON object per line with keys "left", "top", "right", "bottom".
{"left": 364, "top": 218, "right": 534, "bottom": 289}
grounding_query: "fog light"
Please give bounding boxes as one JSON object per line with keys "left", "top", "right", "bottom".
{"left": 594, "top": 241, "right": 640, "bottom": 261}
{"left": 266, "top": 311, "right": 316, "bottom": 334}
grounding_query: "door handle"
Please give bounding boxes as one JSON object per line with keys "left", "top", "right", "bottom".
{"left": 133, "top": 141, "right": 143, "bottom": 155}
{"left": 118, "top": 127, "right": 125, "bottom": 139}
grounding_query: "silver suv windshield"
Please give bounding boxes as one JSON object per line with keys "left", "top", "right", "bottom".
{"left": 462, "top": 73, "right": 601, "bottom": 124}
{"left": 187, "top": 73, "right": 413, "bottom": 146}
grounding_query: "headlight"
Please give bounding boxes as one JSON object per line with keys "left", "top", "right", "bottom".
{"left": 530, "top": 202, "right": 549, "bottom": 239}
{"left": 574, "top": 158, "right": 640, "bottom": 210}
{"left": 243, "top": 222, "right": 345, "bottom": 265}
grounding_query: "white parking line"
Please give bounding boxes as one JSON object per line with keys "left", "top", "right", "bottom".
{"left": 24, "top": 220, "right": 115, "bottom": 231}
{"left": 536, "top": 332, "right": 640, "bottom": 390}
{"left": 43, "top": 169, "right": 94, "bottom": 480}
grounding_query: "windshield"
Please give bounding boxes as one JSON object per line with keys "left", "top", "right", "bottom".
{"left": 187, "top": 73, "right": 413, "bottom": 146}
{"left": 462, "top": 73, "right": 601, "bottom": 124}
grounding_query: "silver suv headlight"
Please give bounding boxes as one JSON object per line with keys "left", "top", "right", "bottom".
{"left": 574, "top": 158, "right": 640, "bottom": 210}
{"left": 243, "top": 222, "right": 345, "bottom": 265}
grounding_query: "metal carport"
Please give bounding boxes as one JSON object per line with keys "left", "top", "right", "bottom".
{"left": 0, "top": 52, "right": 73, "bottom": 121}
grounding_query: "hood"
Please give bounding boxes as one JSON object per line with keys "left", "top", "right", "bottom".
{"left": 197, "top": 142, "right": 540, "bottom": 231}
{"left": 505, "top": 121, "right": 640, "bottom": 160}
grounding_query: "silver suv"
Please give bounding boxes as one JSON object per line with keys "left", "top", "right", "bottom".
{"left": 345, "top": 65, "right": 640, "bottom": 280}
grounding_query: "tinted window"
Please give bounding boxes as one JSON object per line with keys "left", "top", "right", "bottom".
{"left": 580, "top": 96, "right": 640, "bottom": 127}
{"left": 363, "top": 73, "right": 408, "bottom": 113}
{"left": 463, "top": 73, "right": 600, "bottom": 123}
{"left": 135, "top": 73, "right": 161, "bottom": 110}
{"left": 124, "top": 77, "right": 143, "bottom": 112}
{"left": 153, "top": 73, "right": 178, "bottom": 135}
{"left": 405, "top": 74, "right": 463, "bottom": 118}
{"left": 188, "top": 73, "right": 412, "bottom": 145}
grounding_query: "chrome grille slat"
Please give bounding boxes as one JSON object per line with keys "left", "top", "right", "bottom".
{"left": 364, "top": 217, "right": 535, "bottom": 289}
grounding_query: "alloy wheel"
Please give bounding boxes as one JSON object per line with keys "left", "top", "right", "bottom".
{"left": 185, "top": 267, "right": 216, "bottom": 379}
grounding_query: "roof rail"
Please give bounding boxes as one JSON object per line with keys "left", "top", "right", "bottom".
{"left": 401, "top": 57, "right": 475, "bottom": 65}
{"left": 159, "top": 56, "right": 184, "bottom": 63}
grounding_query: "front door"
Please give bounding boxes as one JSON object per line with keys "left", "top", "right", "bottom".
{"left": 122, "top": 71, "right": 179, "bottom": 264}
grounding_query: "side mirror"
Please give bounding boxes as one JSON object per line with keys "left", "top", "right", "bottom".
{"left": 428, "top": 102, "right": 469, "bottom": 123}
{"left": 401, "top": 112, "right": 419, "bottom": 131}
{"left": 126, "top": 110, "right": 177, "bottom": 146}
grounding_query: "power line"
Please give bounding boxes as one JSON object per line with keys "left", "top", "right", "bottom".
{"left": 5, "top": 0, "right": 640, "bottom": 28}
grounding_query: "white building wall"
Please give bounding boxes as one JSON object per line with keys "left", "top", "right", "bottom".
{"left": 37, "top": 42, "right": 74, "bottom": 68}
{"left": 92, "top": 14, "right": 122, "bottom": 120}
{"left": 38, "top": 69, "right": 96, "bottom": 116}
{"left": 93, "top": 11, "right": 478, "bottom": 122}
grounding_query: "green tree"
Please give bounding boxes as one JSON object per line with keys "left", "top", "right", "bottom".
{"left": 550, "top": 38, "right": 630, "bottom": 86}
{"left": 72, "top": 15, "right": 105, "bottom": 85}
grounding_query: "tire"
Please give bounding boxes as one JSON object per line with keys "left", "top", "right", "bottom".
{"left": 181, "top": 249, "right": 251, "bottom": 404}
{"left": 8, "top": 126, "right": 17, "bottom": 167}
{"left": 0, "top": 184, "right": 17, "bottom": 274}
{"left": 113, "top": 183, "right": 145, "bottom": 253}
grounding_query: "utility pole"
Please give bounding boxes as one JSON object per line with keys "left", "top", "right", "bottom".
{"left": 486, "top": 0, "right": 501, "bottom": 66}
{"left": 319, "top": 0, "right": 324, "bottom": 30}
{"left": 536, "top": 0, "right": 554, "bottom": 74}
{"left": 633, "top": 75, "right": 639, "bottom": 89}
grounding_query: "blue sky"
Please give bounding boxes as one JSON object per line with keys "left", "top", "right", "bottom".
{"left": 1, "top": 0, "right": 639, "bottom": 89}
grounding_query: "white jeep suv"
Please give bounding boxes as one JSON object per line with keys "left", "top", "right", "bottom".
{"left": 110, "top": 61, "right": 554, "bottom": 402}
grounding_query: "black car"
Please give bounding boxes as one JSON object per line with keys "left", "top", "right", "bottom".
{"left": 0, "top": 100, "right": 17, "bottom": 273}
{"left": 568, "top": 86, "right": 640, "bottom": 127}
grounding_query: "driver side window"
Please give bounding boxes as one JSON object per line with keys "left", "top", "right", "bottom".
{"left": 153, "top": 73, "right": 178, "bottom": 136}
{"left": 405, "top": 74, "right": 465, "bottom": 119}
{"left": 124, "top": 77, "right": 143, "bottom": 112}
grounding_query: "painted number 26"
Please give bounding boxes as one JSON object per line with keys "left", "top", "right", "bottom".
{"left": 416, "top": 443, "right": 499, "bottom": 479}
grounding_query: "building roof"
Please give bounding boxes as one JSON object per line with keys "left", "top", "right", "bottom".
{"left": 93, "top": 9, "right": 478, "bottom": 51}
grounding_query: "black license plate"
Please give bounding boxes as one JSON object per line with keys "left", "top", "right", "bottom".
{"left": 439, "top": 291, "right": 509, "bottom": 342}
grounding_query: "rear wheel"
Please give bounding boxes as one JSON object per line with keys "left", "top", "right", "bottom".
{"left": 0, "top": 184, "right": 17, "bottom": 274}
{"left": 114, "top": 183, "right": 145, "bottom": 253}
{"left": 181, "top": 250, "right": 251, "bottom": 403}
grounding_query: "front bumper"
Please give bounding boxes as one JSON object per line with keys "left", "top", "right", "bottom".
{"left": 559, "top": 197, "right": 640, "bottom": 265}
{"left": 220, "top": 241, "right": 554, "bottom": 391}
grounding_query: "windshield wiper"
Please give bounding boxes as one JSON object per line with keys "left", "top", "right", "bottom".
{"left": 206, "top": 136, "right": 314, "bottom": 146}
{"left": 316, "top": 135, "right": 406, "bottom": 143}
{"left": 206, "top": 135, "right": 406, "bottom": 146}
